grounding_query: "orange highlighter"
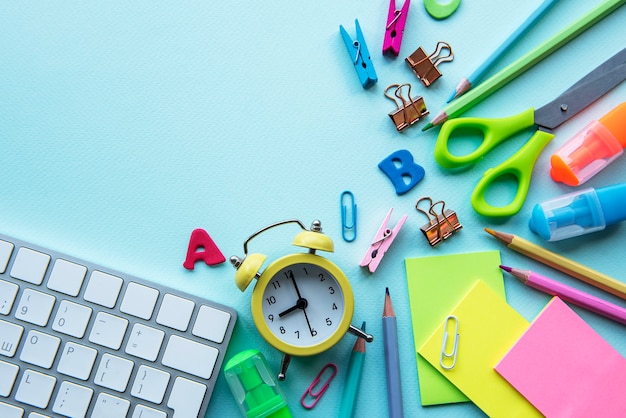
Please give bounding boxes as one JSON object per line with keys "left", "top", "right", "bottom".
{"left": 550, "top": 102, "right": 626, "bottom": 186}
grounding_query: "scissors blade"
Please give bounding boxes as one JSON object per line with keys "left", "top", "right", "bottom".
{"left": 534, "top": 47, "right": 626, "bottom": 130}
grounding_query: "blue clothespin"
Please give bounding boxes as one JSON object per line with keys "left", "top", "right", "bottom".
{"left": 339, "top": 19, "right": 378, "bottom": 89}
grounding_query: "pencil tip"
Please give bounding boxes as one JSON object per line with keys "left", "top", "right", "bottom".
{"left": 499, "top": 265, "right": 512, "bottom": 272}
{"left": 422, "top": 123, "right": 433, "bottom": 132}
{"left": 383, "top": 287, "right": 395, "bottom": 317}
{"left": 484, "top": 227, "right": 496, "bottom": 236}
{"left": 446, "top": 90, "right": 457, "bottom": 103}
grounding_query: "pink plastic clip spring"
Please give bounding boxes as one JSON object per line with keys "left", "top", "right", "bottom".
{"left": 300, "top": 363, "right": 338, "bottom": 409}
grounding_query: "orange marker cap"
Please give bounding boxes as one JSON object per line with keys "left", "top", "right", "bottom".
{"left": 550, "top": 102, "right": 626, "bottom": 186}
{"left": 599, "top": 102, "right": 626, "bottom": 148}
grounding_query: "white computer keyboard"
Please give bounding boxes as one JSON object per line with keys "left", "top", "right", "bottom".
{"left": 0, "top": 233, "right": 237, "bottom": 418}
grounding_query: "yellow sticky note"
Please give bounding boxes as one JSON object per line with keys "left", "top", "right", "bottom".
{"left": 418, "top": 280, "right": 541, "bottom": 418}
{"left": 405, "top": 251, "right": 505, "bottom": 405}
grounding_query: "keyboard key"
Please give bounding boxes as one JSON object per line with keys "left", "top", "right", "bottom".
{"left": 46, "top": 259, "right": 87, "bottom": 297}
{"left": 52, "top": 381, "right": 93, "bottom": 418}
{"left": 0, "top": 280, "right": 19, "bottom": 315}
{"left": 156, "top": 294, "right": 194, "bottom": 331}
{"left": 89, "top": 312, "right": 128, "bottom": 350}
{"left": 83, "top": 271, "right": 123, "bottom": 308}
{"left": 0, "top": 240, "right": 14, "bottom": 274}
{"left": 167, "top": 377, "right": 206, "bottom": 418}
{"left": 94, "top": 353, "right": 134, "bottom": 392}
{"left": 19, "top": 330, "right": 60, "bottom": 369}
{"left": 0, "top": 360, "right": 19, "bottom": 396}
{"left": 57, "top": 342, "right": 97, "bottom": 381}
{"left": 192, "top": 305, "right": 232, "bottom": 343}
{"left": 0, "top": 319, "right": 24, "bottom": 357}
{"left": 132, "top": 404, "right": 166, "bottom": 418}
{"left": 91, "top": 393, "right": 130, "bottom": 418}
{"left": 14, "top": 369, "right": 56, "bottom": 409}
{"left": 120, "top": 282, "right": 159, "bottom": 320}
{"left": 14, "top": 289, "right": 56, "bottom": 327}
{"left": 27, "top": 412, "right": 49, "bottom": 418}
{"left": 10, "top": 248, "right": 51, "bottom": 285}
{"left": 52, "top": 300, "right": 92, "bottom": 338}
{"left": 162, "top": 335, "right": 218, "bottom": 379}
{"left": 0, "top": 401, "right": 23, "bottom": 418}
{"left": 131, "top": 365, "right": 170, "bottom": 403}
{"left": 125, "top": 323, "right": 164, "bottom": 361}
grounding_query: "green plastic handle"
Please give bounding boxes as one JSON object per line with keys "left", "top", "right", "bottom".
{"left": 434, "top": 108, "right": 536, "bottom": 169}
{"left": 424, "top": 0, "right": 462, "bottom": 20}
{"left": 471, "top": 129, "right": 555, "bottom": 217}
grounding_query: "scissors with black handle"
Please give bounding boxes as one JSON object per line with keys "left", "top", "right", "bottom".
{"left": 434, "top": 47, "right": 626, "bottom": 217}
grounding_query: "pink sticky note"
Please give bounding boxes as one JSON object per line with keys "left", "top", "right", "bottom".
{"left": 496, "top": 297, "right": 626, "bottom": 418}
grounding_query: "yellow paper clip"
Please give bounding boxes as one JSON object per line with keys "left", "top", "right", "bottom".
{"left": 405, "top": 41, "right": 453, "bottom": 87}
{"left": 385, "top": 83, "right": 429, "bottom": 132}
{"left": 416, "top": 196, "right": 462, "bottom": 247}
{"left": 440, "top": 315, "right": 459, "bottom": 370}
{"left": 341, "top": 191, "right": 357, "bottom": 242}
{"left": 300, "top": 363, "right": 338, "bottom": 409}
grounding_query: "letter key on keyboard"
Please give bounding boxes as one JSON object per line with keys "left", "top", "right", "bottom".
{"left": 0, "top": 233, "right": 237, "bottom": 417}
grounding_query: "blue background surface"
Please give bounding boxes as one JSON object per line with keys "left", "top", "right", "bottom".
{"left": 2, "top": 1, "right": 625, "bottom": 417}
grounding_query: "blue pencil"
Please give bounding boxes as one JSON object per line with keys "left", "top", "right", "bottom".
{"left": 383, "top": 288, "right": 403, "bottom": 418}
{"left": 446, "top": 0, "right": 560, "bottom": 103}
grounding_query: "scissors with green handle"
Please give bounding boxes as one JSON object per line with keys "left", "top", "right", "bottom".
{"left": 434, "top": 47, "right": 626, "bottom": 217}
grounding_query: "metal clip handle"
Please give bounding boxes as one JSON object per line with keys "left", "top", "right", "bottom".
{"left": 440, "top": 315, "right": 459, "bottom": 370}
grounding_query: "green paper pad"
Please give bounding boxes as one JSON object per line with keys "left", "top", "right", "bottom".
{"left": 405, "top": 251, "right": 505, "bottom": 405}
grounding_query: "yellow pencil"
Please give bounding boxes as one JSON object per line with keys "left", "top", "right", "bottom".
{"left": 485, "top": 228, "right": 626, "bottom": 300}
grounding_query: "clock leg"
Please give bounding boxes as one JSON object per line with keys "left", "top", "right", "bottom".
{"left": 349, "top": 324, "right": 374, "bottom": 342}
{"left": 277, "top": 353, "right": 291, "bottom": 381}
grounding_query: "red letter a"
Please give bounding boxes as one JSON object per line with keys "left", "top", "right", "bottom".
{"left": 183, "top": 228, "right": 226, "bottom": 270}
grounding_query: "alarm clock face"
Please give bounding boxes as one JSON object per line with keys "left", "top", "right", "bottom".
{"left": 251, "top": 254, "right": 354, "bottom": 356}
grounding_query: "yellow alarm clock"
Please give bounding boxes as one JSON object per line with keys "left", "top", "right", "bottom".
{"left": 230, "top": 219, "right": 373, "bottom": 380}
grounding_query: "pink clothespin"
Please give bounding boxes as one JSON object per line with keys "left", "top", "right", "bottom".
{"left": 360, "top": 208, "right": 407, "bottom": 273}
{"left": 383, "top": 0, "right": 411, "bottom": 56}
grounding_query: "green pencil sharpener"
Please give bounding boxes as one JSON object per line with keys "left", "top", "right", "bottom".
{"left": 224, "top": 349, "right": 293, "bottom": 418}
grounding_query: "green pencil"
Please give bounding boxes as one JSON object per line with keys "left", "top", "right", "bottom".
{"left": 423, "top": 0, "right": 626, "bottom": 131}
{"left": 338, "top": 321, "right": 366, "bottom": 418}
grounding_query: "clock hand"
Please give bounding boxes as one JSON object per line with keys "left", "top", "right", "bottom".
{"left": 278, "top": 298, "right": 308, "bottom": 317}
{"left": 289, "top": 271, "right": 316, "bottom": 337}
{"left": 289, "top": 270, "right": 304, "bottom": 299}
{"left": 301, "top": 305, "right": 315, "bottom": 338}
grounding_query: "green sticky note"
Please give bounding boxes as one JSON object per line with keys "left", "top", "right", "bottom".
{"left": 405, "top": 251, "right": 505, "bottom": 406}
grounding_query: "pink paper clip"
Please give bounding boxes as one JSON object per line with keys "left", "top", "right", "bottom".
{"left": 360, "top": 208, "right": 407, "bottom": 273}
{"left": 300, "top": 363, "right": 338, "bottom": 409}
{"left": 383, "top": 0, "right": 411, "bottom": 56}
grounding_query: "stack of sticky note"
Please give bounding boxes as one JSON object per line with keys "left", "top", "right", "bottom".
{"left": 496, "top": 297, "right": 626, "bottom": 417}
{"left": 406, "top": 251, "right": 626, "bottom": 418}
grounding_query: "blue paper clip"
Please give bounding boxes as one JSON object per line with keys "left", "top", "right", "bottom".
{"left": 300, "top": 363, "right": 338, "bottom": 409}
{"left": 339, "top": 19, "right": 378, "bottom": 88}
{"left": 341, "top": 191, "right": 357, "bottom": 242}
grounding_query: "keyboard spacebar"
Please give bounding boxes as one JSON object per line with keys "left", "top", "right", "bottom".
{"left": 162, "top": 335, "right": 218, "bottom": 379}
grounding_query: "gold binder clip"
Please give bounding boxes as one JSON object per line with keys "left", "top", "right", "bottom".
{"left": 416, "top": 197, "right": 462, "bottom": 247}
{"left": 384, "top": 83, "right": 429, "bottom": 132}
{"left": 405, "top": 41, "right": 454, "bottom": 87}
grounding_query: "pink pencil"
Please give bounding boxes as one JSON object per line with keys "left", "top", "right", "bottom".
{"left": 500, "top": 265, "right": 626, "bottom": 326}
